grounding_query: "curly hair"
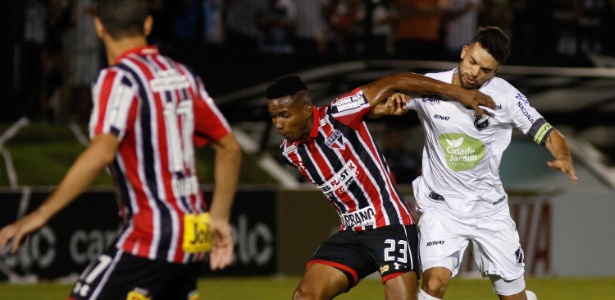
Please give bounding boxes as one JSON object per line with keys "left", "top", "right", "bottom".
{"left": 265, "top": 74, "right": 309, "bottom": 100}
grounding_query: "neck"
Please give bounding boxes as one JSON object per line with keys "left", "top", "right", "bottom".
{"left": 104, "top": 36, "right": 149, "bottom": 65}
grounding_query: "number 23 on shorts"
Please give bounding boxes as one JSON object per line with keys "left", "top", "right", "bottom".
{"left": 183, "top": 213, "right": 212, "bottom": 253}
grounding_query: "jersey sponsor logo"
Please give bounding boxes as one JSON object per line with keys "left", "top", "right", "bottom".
{"left": 515, "top": 92, "right": 529, "bottom": 105}
{"left": 473, "top": 113, "right": 490, "bottom": 131}
{"left": 150, "top": 70, "right": 190, "bottom": 92}
{"left": 325, "top": 130, "right": 345, "bottom": 150}
{"left": 317, "top": 161, "right": 358, "bottom": 194}
{"left": 437, "top": 133, "right": 486, "bottom": 171}
{"left": 516, "top": 101, "right": 535, "bottom": 123}
{"left": 434, "top": 114, "right": 450, "bottom": 121}
{"left": 425, "top": 240, "right": 445, "bottom": 247}
{"left": 422, "top": 95, "right": 441, "bottom": 104}
{"left": 334, "top": 93, "right": 365, "bottom": 111}
{"left": 340, "top": 206, "right": 376, "bottom": 228}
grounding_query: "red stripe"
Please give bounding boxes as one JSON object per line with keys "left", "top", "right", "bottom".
{"left": 307, "top": 260, "right": 359, "bottom": 286}
{"left": 93, "top": 70, "right": 118, "bottom": 135}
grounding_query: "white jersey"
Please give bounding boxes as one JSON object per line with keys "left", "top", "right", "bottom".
{"left": 409, "top": 69, "right": 553, "bottom": 218}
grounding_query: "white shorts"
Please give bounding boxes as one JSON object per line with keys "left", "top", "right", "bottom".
{"left": 418, "top": 208, "right": 525, "bottom": 280}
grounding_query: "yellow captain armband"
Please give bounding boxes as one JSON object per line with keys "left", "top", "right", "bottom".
{"left": 183, "top": 213, "right": 212, "bottom": 253}
{"left": 533, "top": 122, "right": 553, "bottom": 145}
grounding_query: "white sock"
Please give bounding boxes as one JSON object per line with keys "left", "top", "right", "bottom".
{"left": 526, "top": 290, "right": 537, "bottom": 300}
{"left": 418, "top": 289, "right": 441, "bottom": 300}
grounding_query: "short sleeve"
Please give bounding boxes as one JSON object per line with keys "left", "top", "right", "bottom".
{"left": 193, "top": 78, "right": 232, "bottom": 147}
{"left": 509, "top": 91, "right": 554, "bottom": 145}
{"left": 88, "top": 69, "right": 138, "bottom": 141}
{"left": 329, "top": 88, "right": 372, "bottom": 129}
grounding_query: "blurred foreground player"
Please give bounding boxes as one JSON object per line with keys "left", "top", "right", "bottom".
{"left": 0, "top": 0, "right": 241, "bottom": 299}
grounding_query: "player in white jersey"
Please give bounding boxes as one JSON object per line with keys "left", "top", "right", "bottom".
{"left": 375, "top": 27, "right": 576, "bottom": 300}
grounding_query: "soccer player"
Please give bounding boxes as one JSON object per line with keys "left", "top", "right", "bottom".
{"left": 0, "top": 0, "right": 241, "bottom": 299}
{"left": 375, "top": 27, "right": 577, "bottom": 300}
{"left": 266, "top": 73, "right": 496, "bottom": 300}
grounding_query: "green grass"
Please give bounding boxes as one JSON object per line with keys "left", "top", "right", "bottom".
{"left": 0, "top": 276, "right": 614, "bottom": 299}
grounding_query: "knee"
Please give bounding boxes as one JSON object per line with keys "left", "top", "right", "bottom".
{"left": 293, "top": 286, "right": 313, "bottom": 300}
{"left": 422, "top": 276, "right": 449, "bottom": 298}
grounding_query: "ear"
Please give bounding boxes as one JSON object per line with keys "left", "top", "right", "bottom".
{"left": 95, "top": 17, "right": 105, "bottom": 38}
{"left": 304, "top": 105, "right": 313, "bottom": 119}
{"left": 144, "top": 15, "right": 153, "bottom": 37}
{"left": 460, "top": 45, "right": 469, "bottom": 59}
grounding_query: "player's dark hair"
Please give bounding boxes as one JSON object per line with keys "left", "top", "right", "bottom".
{"left": 472, "top": 26, "right": 510, "bottom": 64}
{"left": 97, "top": 0, "right": 149, "bottom": 40}
{"left": 265, "top": 75, "right": 309, "bottom": 100}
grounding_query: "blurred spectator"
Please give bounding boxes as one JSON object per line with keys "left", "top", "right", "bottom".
{"left": 225, "top": 0, "right": 267, "bottom": 55}
{"left": 170, "top": 0, "right": 201, "bottom": 69}
{"left": 43, "top": 0, "right": 72, "bottom": 122}
{"left": 293, "top": 0, "right": 329, "bottom": 55}
{"left": 321, "top": 0, "right": 367, "bottom": 55}
{"left": 255, "top": 0, "right": 298, "bottom": 54}
{"left": 392, "top": 0, "right": 447, "bottom": 60}
{"left": 21, "top": 0, "right": 47, "bottom": 120}
{"left": 202, "top": 0, "right": 226, "bottom": 55}
{"left": 365, "top": 0, "right": 397, "bottom": 57}
{"left": 440, "top": 0, "right": 480, "bottom": 60}
{"left": 63, "top": 0, "right": 99, "bottom": 122}
{"left": 382, "top": 124, "right": 422, "bottom": 184}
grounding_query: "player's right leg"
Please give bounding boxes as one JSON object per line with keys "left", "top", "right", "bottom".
{"left": 418, "top": 211, "right": 471, "bottom": 299}
{"left": 293, "top": 263, "right": 349, "bottom": 300}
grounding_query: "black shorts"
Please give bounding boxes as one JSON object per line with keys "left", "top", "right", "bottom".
{"left": 68, "top": 246, "right": 202, "bottom": 300}
{"left": 308, "top": 224, "right": 419, "bottom": 288}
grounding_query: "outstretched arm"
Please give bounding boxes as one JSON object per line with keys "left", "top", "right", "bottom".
{"left": 545, "top": 129, "right": 577, "bottom": 184}
{"left": 0, "top": 134, "right": 118, "bottom": 253}
{"left": 208, "top": 133, "right": 242, "bottom": 270}
{"left": 361, "top": 72, "right": 495, "bottom": 115}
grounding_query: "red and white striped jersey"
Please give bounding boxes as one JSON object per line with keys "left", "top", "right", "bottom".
{"left": 88, "top": 46, "right": 231, "bottom": 263}
{"left": 280, "top": 88, "right": 415, "bottom": 231}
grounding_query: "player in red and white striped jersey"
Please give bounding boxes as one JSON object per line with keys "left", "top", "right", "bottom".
{"left": 266, "top": 74, "right": 495, "bottom": 300}
{"left": 0, "top": 0, "right": 241, "bottom": 299}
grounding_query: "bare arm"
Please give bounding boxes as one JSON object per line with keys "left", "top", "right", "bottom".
{"left": 208, "top": 133, "right": 242, "bottom": 270}
{"left": 0, "top": 134, "right": 118, "bottom": 253}
{"left": 361, "top": 72, "right": 495, "bottom": 115}
{"left": 545, "top": 129, "right": 577, "bottom": 184}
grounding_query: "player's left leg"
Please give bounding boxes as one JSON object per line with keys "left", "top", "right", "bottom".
{"left": 490, "top": 275, "right": 537, "bottom": 300}
{"left": 156, "top": 262, "right": 201, "bottom": 300}
{"left": 293, "top": 263, "right": 350, "bottom": 300}
{"left": 383, "top": 271, "right": 419, "bottom": 300}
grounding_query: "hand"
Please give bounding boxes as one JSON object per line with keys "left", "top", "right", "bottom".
{"left": 368, "top": 93, "right": 410, "bottom": 118}
{"left": 385, "top": 93, "right": 410, "bottom": 116}
{"left": 209, "top": 218, "right": 234, "bottom": 271}
{"left": 0, "top": 211, "right": 48, "bottom": 254}
{"left": 547, "top": 157, "right": 578, "bottom": 184}
{"left": 458, "top": 89, "right": 497, "bottom": 116}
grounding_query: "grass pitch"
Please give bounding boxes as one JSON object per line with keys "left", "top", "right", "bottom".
{"left": 0, "top": 276, "right": 614, "bottom": 299}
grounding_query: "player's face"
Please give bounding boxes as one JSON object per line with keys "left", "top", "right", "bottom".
{"left": 268, "top": 93, "right": 313, "bottom": 142}
{"left": 457, "top": 42, "right": 500, "bottom": 90}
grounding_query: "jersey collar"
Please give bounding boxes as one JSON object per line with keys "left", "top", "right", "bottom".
{"left": 308, "top": 106, "right": 320, "bottom": 139}
{"left": 115, "top": 45, "right": 159, "bottom": 64}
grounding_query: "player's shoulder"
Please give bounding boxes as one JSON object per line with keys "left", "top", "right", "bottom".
{"left": 483, "top": 76, "right": 518, "bottom": 95}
